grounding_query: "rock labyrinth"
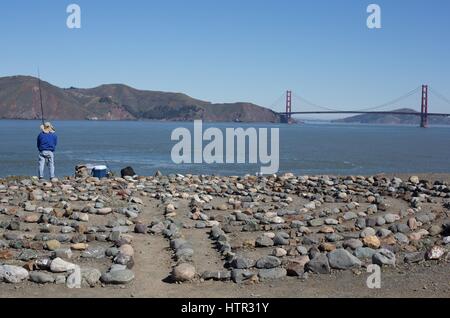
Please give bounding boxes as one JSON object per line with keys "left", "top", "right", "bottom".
{"left": 0, "top": 173, "right": 449, "bottom": 288}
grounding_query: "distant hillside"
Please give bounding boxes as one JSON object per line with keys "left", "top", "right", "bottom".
{"left": 0, "top": 76, "right": 280, "bottom": 122}
{"left": 332, "top": 108, "right": 450, "bottom": 125}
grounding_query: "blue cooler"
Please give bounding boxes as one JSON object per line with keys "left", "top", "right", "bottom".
{"left": 92, "top": 165, "right": 108, "bottom": 178}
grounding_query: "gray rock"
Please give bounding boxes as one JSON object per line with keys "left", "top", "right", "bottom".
{"left": 325, "top": 218, "right": 339, "bottom": 225}
{"left": 355, "top": 218, "right": 366, "bottom": 229}
{"left": 54, "top": 248, "right": 73, "bottom": 260}
{"left": 134, "top": 224, "right": 147, "bottom": 234}
{"left": 379, "top": 219, "right": 390, "bottom": 230}
{"left": 377, "top": 228, "right": 392, "bottom": 238}
{"left": 0, "top": 265, "right": 29, "bottom": 283}
{"left": 308, "top": 219, "right": 324, "bottom": 227}
{"left": 273, "top": 233, "right": 290, "bottom": 246}
{"left": 55, "top": 275, "right": 66, "bottom": 285}
{"left": 101, "top": 269, "right": 135, "bottom": 284}
{"left": 258, "top": 268, "right": 287, "bottom": 280}
{"left": 305, "top": 254, "right": 331, "bottom": 274}
{"left": 81, "top": 246, "right": 106, "bottom": 259}
{"left": 29, "top": 271, "right": 54, "bottom": 284}
{"left": 296, "top": 246, "right": 308, "bottom": 255}
{"left": 343, "top": 212, "right": 357, "bottom": 221}
{"left": 396, "top": 223, "right": 411, "bottom": 234}
{"left": 109, "top": 264, "right": 127, "bottom": 272}
{"left": 50, "top": 258, "right": 76, "bottom": 273}
{"left": 18, "top": 249, "right": 38, "bottom": 261}
{"left": 291, "top": 220, "right": 306, "bottom": 228}
{"left": 372, "top": 249, "right": 396, "bottom": 266}
{"left": 81, "top": 268, "right": 102, "bottom": 287}
{"left": 255, "top": 235, "right": 274, "bottom": 247}
{"left": 343, "top": 239, "right": 363, "bottom": 249}
{"left": 360, "top": 227, "right": 376, "bottom": 238}
{"left": 325, "top": 233, "right": 344, "bottom": 242}
{"left": 255, "top": 256, "right": 281, "bottom": 269}
{"left": 404, "top": 252, "right": 425, "bottom": 263}
{"left": 172, "top": 263, "right": 196, "bottom": 282}
{"left": 175, "top": 248, "right": 194, "bottom": 261}
{"left": 394, "top": 233, "right": 409, "bottom": 244}
{"left": 105, "top": 247, "right": 120, "bottom": 257}
{"left": 328, "top": 248, "right": 361, "bottom": 269}
{"left": 384, "top": 214, "right": 399, "bottom": 224}
{"left": 230, "top": 257, "right": 255, "bottom": 269}
{"left": 354, "top": 247, "right": 376, "bottom": 259}
{"left": 231, "top": 269, "right": 256, "bottom": 284}
{"left": 114, "top": 253, "right": 133, "bottom": 266}
{"left": 201, "top": 271, "right": 231, "bottom": 281}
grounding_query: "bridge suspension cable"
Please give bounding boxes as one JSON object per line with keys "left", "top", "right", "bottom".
{"left": 429, "top": 87, "right": 450, "bottom": 106}
{"left": 291, "top": 86, "right": 422, "bottom": 112}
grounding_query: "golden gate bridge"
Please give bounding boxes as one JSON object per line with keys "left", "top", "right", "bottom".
{"left": 276, "top": 85, "right": 450, "bottom": 128}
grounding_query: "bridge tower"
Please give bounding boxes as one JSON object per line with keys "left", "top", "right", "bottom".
{"left": 420, "top": 85, "right": 429, "bottom": 128}
{"left": 286, "top": 90, "right": 292, "bottom": 119}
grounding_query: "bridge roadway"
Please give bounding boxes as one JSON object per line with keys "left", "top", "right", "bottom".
{"left": 278, "top": 111, "right": 450, "bottom": 116}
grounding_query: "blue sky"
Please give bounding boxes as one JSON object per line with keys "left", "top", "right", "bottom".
{"left": 1, "top": 0, "right": 449, "bottom": 115}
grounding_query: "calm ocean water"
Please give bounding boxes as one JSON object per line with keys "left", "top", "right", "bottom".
{"left": 0, "top": 120, "right": 449, "bottom": 178}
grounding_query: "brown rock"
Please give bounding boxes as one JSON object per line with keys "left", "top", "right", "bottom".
{"left": 29, "top": 241, "right": 45, "bottom": 250}
{"left": 363, "top": 235, "right": 381, "bottom": 249}
{"left": 76, "top": 223, "right": 88, "bottom": 234}
{"left": 53, "top": 208, "right": 65, "bottom": 218}
{"left": 71, "top": 243, "right": 88, "bottom": 250}
{"left": 319, "top": 226, "right": 335, "bottom": 234}
{"left": 320, "top": 243, "right": 336, "bottom": 252}
{"left": 0, "top": 250, "right": 15, "bottom": 260}
{"left": 408, "top": 218, "right": 418, "bottom": 230}
{"left": 24, "top": 213, "right": 41, "bottom": 223}
{"left": 45, "top": 240, "right": 61, "bottom": 251}
{"left": 381, "top": 235, "right": 397, "bottom": 246}
{"left": 119, "top": 244, "right": 134, "bottom": 257}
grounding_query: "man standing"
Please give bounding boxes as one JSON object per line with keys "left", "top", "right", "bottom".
{"left": 37, "top": 122, "right": 58, "bottom": 180}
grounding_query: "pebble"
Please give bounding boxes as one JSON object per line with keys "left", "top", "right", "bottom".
{"left": 305, "top": 254, "right": 330, "bottom": 274}
{"left": 404, "top": 252, "right": 425, "bottom": 263}
{"left": 255, "top": 256, "right": 281, "bottom": 269}
{"left": 171, "top": 263, "right": 196, "bottom": 282}
{"left": 343, "top": 212, "right": 357, "bottom": 221}
{"left": 231, "top": 257, "right": 255, "bottom": 269}
{"left": 45, "top": 240, "right": 61, "bottom": 251}
{"left": 344, "top": 239, "right": 363, "bottom": 250}
{"left": 328, "top": 248, "right": 361, "bottom": 269}
{"left": 29, "top": 271, "right": 55, "bottom": 284}
{"left": 50, "top": 258, "right": 76, "bottom": 273}
{"left": 0, "top": 265, "right": 29, "bottom": 283}
{"left": 101, "top": 269, "right": 135, "bottom": 284}
{"left": 272, "top": 247, "right": 288, "bottom": 257}
{"left": 354, "top": 247, "right": 376, "bottom": 259}
{"left": 372, "top": 249, "right": 396, "bottom": 266}
{"left": 363, "top": 235, "right": 381, "bottom": 249}
{"left": 426, "top": 246, "right": 445, "bottom": 260}
{"left": 384, "top": 214, "right": 400, "bottom": 224}
{"left": 255, "top": 235, "right": 274, "bottom": 247}
{"left": 258, "top": 268, "right": 287, "bottom": 281}
{"left": 81, "top": 268, "right": 102, "bottom": 287}
{"left": 231, "top": 269, "right": 255, "bottom": 284}
{"left": 52, "top": 248, "right": 72, "bottom": 260}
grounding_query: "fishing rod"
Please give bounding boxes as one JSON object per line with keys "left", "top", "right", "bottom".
{"left": 37, "top": 68, "right": 45, "bottom": 126}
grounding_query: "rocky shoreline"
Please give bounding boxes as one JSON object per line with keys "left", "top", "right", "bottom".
{"left": 0, "top": 173, "right": 449, "bottom": 291}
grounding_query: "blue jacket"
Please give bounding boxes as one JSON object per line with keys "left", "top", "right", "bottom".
{"left": 37, "top": 132, "right": 58, "bottom": 152}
